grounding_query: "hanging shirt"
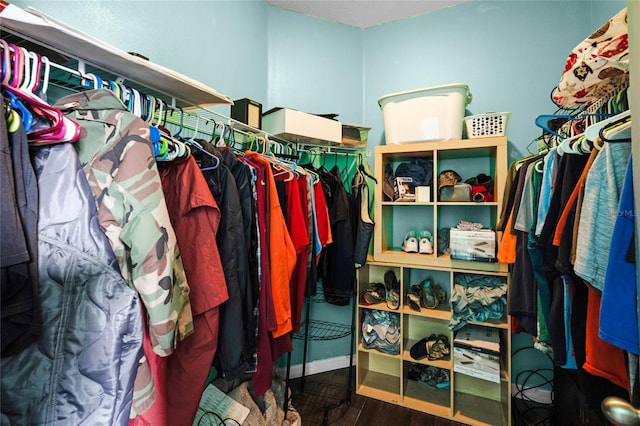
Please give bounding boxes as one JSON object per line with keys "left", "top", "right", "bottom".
{"left": 246, "top": 153, "right": 296, "bottom": 338}
{"left": 535, "top": 149, "right": 558, "bottom": 237}
{"left": 509, "top": 161, "right": 538, "bottom": 335}
{"left": 584, "top": 288, "right": 630, "bottom": 390}
{"left": 1, "top": 142, "right": 143, "bottom": 426}
{"left": 574, "top": 142, "right": 632, "bottom": 291}
{"left": 195, "top": 151, "right": 249, "bottom": 380}
{"left": 276, "top": 173, "right": 310, "bottom": 335}
{"left": 552, "top": 149, "right": 600, "bottom": 247}
{"left": 1, "top": 105, "right": 41, "bottom": 356}
{"left": 600, "top": 157, "right": 638, "bottom": 355}
{"left": 212, "top": 146, "right": 260, "bottom": 364}
{"left": 240, "top": 156, "right": 275, "bottom": 397}
{"left": 160, "top": 155, "right": 229, "bottom": 424}
{"left": 54, "top": 89, "right": 193, "bottom": 417}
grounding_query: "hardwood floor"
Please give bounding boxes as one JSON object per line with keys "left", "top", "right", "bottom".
{"left": 289, "top": 367, "right": 465, "bottom": 426}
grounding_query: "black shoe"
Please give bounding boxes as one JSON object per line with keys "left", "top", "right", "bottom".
{"left": 384, "top": 270, "right": 400, "bottom": 310}
{"left": 407, "top": 285, "right": 423, "bottom": 312}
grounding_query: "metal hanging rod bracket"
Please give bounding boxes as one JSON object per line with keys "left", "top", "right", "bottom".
{"left": 77, "top": 59, "right": 86, "bottom": 76}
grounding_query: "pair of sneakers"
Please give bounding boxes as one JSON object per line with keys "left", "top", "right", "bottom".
{"left": 401, "top": 230, "right": 433, "bottom": 254}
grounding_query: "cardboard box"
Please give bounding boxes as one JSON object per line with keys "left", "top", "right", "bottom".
{"left": 449, "top": 228, "right": 496, "bottom": 262}
{"left": 454, "top": 325, "right": 500, "bottom": 383}
{"left": 394, "top": 177, "right": 415, "bottom": 202}
{"left": 262, "top": 108, "right": 341, "bottom": 146}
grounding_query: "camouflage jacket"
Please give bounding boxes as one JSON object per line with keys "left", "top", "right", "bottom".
{"left": 55, "top": 89, "right": 193, "bottom": 415}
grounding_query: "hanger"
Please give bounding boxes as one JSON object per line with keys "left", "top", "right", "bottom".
{"left": 599, "top": 118, "right": 631, "bottom": 143}
{"left": 227, "top": 125, "right": 243, "bottom": 154}
{"left": 340, "top": 152, "right": 350, "bottom": 178}
{"left": 357, "top": 153, "right": 377, "bottom": 183}
{"left": 143, "top": 94, "right": 154, "bottom": 123}
{"left": 24, "top": 50, "right": 39, "bottom": 94}
{"left": 182, "top": 116, "right": 220, "bottom": 170}
{"left": 557, "top": 133, "right": 588, "bottom": 156}
{"left": 19, "top": 48, "right": 31, "bottom": 92}
{"left": 0, "top": 40, "right": 10, "bottom": 85}
{"left": 7, "top": 43, "right": 24, "bottom": 88}
{"left": 149, "top": 98, "right": 163, "bottom": 157}
{"left": 584, "top": 110, "right": 630, "bottom": 145}
{"left": 535, "top": 110, "right": 615, "bottom": 140}
{"left": 2, "top": 83, "right": 80, "bottom": 144}
{"left": 270, "top": 144, "right": 300, "bottom": 180}
{"left": 206, "top": 116, "right": 219, "bottom": 144}
{"left": 81, "top": 72, "right": 100, "bottom": 90}
{"left": 3, "top": 89, "right": 33, "bottom": 132}
{"left": 28, "top": 52, "right": 41, "bottom": 95}
{"left": 115, "top": 80, "right": 128, "bottom": 105}
{"left": 258, "top": 136, "right": 268, "bottom": 155}
{"left": 38, "top": 55, "right": 50, "bottom": 100}
{"left": 215, "top": 122, "right": 227, "bottom": 147}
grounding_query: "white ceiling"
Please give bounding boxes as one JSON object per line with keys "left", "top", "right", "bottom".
{"left": 265, "top": 0, "right": 467, "bottom": 28}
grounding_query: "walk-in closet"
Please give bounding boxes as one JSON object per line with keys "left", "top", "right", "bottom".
{"left": 1, "top": 1, "right": 638, "bottom": 425}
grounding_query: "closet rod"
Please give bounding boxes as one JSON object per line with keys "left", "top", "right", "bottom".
{"left": 47, "top": 59, "right": 179, "bottom": 109}
{"left": 5, "top": 41, "right": 366, "bottom": 155}
{"left": 1, "top": 40, "right": 182, "bottom": 109}
{"left": 554, "top": 84, "right": 629, "bottom": 138}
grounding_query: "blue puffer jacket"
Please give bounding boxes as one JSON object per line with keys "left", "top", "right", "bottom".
{"left": 1, "top": 143, "right": 143, "bottom": 425}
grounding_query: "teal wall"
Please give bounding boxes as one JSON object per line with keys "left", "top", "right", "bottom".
{"left": 266, "top": 7, "right": 363, "bottom": 123}
{"left": 10, "top": 0, "right": 628, "bottom": 373}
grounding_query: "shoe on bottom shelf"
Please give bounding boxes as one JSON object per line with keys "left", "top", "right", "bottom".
{"left": 402, "top": 230, "right": 419, "bottom": 253}
{"left": 408, "top": 363, "right": 450, "bottom": 390}
{"left": 419, "top": 230, "right": 434, "bottom": 254}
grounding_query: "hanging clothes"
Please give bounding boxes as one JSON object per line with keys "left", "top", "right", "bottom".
{"left": 290, "top": 173, "right": 312, "bottom": 332}
{"left": 0, "top": 140, "right": 143, "bottom": 425}
{"left": 273, "top": 170, "right": 310, "bottom": 341}
{"left": 194, "top": 149, "right": 251, "bottom": 381}
{"left": 574, "top": 141, "right": 632, "bottom": 291}
{"left": 318, "top": 165, "right": 355, "bottom": 305}
{"left": 157, "top": 156, "right": 229, "bottom": 425}
{"left": 502, "top": 110, "right": 635, "bottom": 418}
{"left": 245, "top": 152, "right": 296, "bottom": 339}
{"left": 1, "top": 96, "right": 41, "bottom": 357}
{"left": 508, "top": 156, "right": 544, "bottom": 335}
{"left": 352, "top": 166, "right": 375, "bottom": 269}
{"left": 600, "top": 157, "right": 639, "bottom": 355}
{"left": 239, "top": 154, "right": 276, "bottom": 397}
{"left": 53, "top": 89, "right": 193, "bottom": 417}
{"left": 206, "top": 145, "right": 260, "bottom": 369}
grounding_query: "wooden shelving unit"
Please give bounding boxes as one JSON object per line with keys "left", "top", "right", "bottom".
{"left": 356, "top": 136, "right": 511, "bottom": 426}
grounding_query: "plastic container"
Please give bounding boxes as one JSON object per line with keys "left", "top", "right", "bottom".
{"left": 464, "top": 112, "right": 511, "bottom": 138}
{"left": 378, "top": 83, "right": 472, "bottom": 145}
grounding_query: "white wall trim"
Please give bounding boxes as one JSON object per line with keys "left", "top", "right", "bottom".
{"left": 277, "top": 355, "right": 353, "bottom": 380}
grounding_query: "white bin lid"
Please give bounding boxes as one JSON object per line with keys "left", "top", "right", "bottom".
{"left": 378, "top": 83, "right": 472, "bottom": 109}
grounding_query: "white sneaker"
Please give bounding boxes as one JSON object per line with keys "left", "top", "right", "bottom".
{"left": 419, "top": 231, "right": 434, "bottom": 254}
{"left": 402, "top": 230, "right": 419, "bottom": 253}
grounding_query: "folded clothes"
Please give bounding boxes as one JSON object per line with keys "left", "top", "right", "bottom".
{"left": 449, "top": 273, "right": 507, "bottom": 331}
{"left": 361, "top": 310, "right": 400, "bottom": 355}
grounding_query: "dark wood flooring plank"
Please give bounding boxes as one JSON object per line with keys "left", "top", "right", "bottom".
{"left": 291, "top": 367, "right": 463, "bottom": 425}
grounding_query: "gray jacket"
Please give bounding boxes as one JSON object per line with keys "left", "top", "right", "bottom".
{"left": 1, "top": 143, "right": 143, "bottom": 425}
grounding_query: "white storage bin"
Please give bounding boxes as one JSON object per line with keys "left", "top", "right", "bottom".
{"left": 378, "top": 83, "right": 472, "bottom": 145}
